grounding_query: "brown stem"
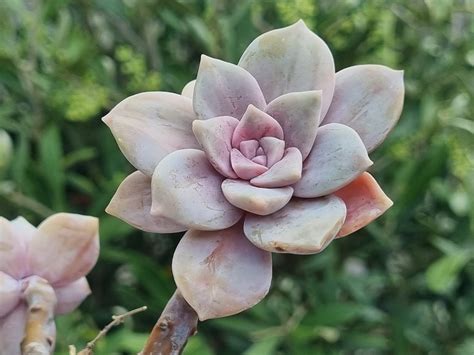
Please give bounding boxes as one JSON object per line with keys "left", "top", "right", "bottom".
{"left": 141, "top": 290, "right": 198, "bottom": 355}
{"left": 21, "top": 276, "right": 57, "bottom": 355}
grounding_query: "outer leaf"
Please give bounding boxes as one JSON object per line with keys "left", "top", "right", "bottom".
{"left": 103, "top": 92, "right": 200, "bottom": 176}
{"left": 239, "top": 20, "right": 335, "bottom": 117}
{"left": 244, "top": 196, "right": 346, "bottom": 254}
{"left": 293, "top": 123, "right": 372, "bottom": 198}
{"left": 54, "top": 277, "right": 91, "bottom": 314}
{"left": 0, "top": 272, "right": 20, "bottom": 318}
{"left": 28, "top": 213, "right": 99, "bottom": 286}
{"left": 172, "top": 223, "right": 272, "bottom": 321}
{"left": 106, "top": 171, "right": 186, "bottom": 233}
{"left": 334, "top": 172, "right": 393, "bottom": 237}
{"left": 322, "top": 65, "right": 404, "bottom": 152}
{"left": 193, "top": 55, "right": 266, "bottom": 120}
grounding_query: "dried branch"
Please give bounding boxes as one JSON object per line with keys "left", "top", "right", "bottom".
{"left": 141, "top": 290, "right": 198, "bottom": 355}
{"left": 73, "top": 306, "right": 148, "bottom": 355}
{"left": 21, "top": 276, "right": 57, "bottom": 355}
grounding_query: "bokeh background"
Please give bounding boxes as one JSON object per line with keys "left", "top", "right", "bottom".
{"left": 0, "top": 0, "right": 473, "bottom": 354}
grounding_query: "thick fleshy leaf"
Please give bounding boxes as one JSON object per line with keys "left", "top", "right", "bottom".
{"left": 250, "top": 147, "right": 302, "bottom": 188}
{"left": 192, "top": 116, "right": 239, "bottom": 178}
{"left": 293, "top": 124, "right": 372, "bottom": 198}
{"left": 259, "top": 137, "right": 285, "bottom": 167}
{"left": 0, "top": 217, "right": 34, "bottom": 279}
{"left": 0, "top": 305, "right": 26, "bottom": 355}
{"left": 181, "top": 79, "right": 196, "bottom": 99}
{"left": 265, "top": 91, "right": 322, "bottom": 159}
{"left": 231, "top": 105, "right": 284, "bottom": 148}
{"left": 252, "top": 155, "right": 267, "bottom": 165}
{"left": 322, "top": 65, "right": 404, "bottom": 152}
{"left": 193, "top": 55, "right": 266, "bottom": 120}
{"left": 239, "top": 20, "right": 335, "bottom": 117}
{"left": 239, "top": 140, "right": 259, "bottom": 159}
{"left": 54, "top": 277, "right": 91, "bottom": 315}
{"left": 334, "top": 172, "right": 393, "bottom": 237}
{"left": 28, "top": 213, "right": 99, "bottom": 286}
{"left": 230, "top": 149, "right": 268, "bottom": 180}
{"left": 151, "top": 149, "right": 243, "bottom": 231}
{"left": 106, "top": 171, "right": 186, "bottom": 233}
{"left": 102, "top": 92, "right": 200, "bottom": 176}
{"left": 222, "top": 179, "right": 293, "bottom": 215}
{"left": 172, "top": 223, "right": 272, "bottom": 320}
{"left": 0, "top": 272, "right": 20, "bottom": 318}
{"left": 244, "top": 196, "right": 346, "bottom": 254}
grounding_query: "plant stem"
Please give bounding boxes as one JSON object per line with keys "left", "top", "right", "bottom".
{"left": 141, "top": 290, "right": 198, "bottom": 355}
{"left": 21, "top": 277, "right": 57, "bottom": 355}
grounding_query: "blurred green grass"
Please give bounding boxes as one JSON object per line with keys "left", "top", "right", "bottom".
{"left": 0, "top": 0, "right": 473, "bottom": 354}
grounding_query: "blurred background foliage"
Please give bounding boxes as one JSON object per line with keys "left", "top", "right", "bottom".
{"left": 0, "top": 0, "right": 473, "bottom": 353}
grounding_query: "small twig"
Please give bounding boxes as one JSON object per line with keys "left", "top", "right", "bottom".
{"left": 21, "top": 276, "right": 57, "bottom": 355}
{"left": 75, "top": 306, "right": 147, "bottom": 355}
{"left": 141, "top": 289, "right": 198, "bottom": 355}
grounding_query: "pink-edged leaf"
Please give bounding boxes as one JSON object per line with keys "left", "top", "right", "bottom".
{"left": 250, "top": 147, "right": 302, "bottom": 188}
{"left": 231, "top": 105, "right": 284, "bottom": 148}
{"left": 322, "top": 65, "right": 404, "bottom": 152}
{"left": 0, "top": 217, "right": 33, "bottom": 279}
{"left": 334, "top": 172, "right": 393, "bottom": 237}
{"left": 181, "top": 79, "right": 196, "bottom": 99}
{"left": 106, "top": 171, "right": 186, "bottom": 233}
{"left": 244, "top": 196, "right": 346, "bottom": 254}
{"left": 151, "top": 149, "right": 243, "bottom": 231}
{"left": 239, "top": 20, "right": 335, "bottom": 117}
{"left": 102, "top": 92, "right": 200, "bottom": 176}
{"left": 259, "top": 137, "right": 285, "bottom": 168}
{"left": 193, "top": 55, "right": 266, "bottom": 120}
{"left": 293, "top": 123, "right": 372, "bottom": 198}
{"left": 265, "top": 90, "right": 322, "bottom": 159}
{"left": 54, "top": 277, "right": 91, "bottom": 315}
{"left": 28, "top": 213, "right": 99, "bottom": 286}
{"left": 172, "top": 223, "right": 272, "bottom": 321}
{"left": 192, "top": 116, "right": 239, "bottom": 178}
{"left": 230, "top": 149, "right": 268, "bottom": 180}
{"left": 0, "top": 304, "right": 27, "bottom": 355}
{"left": 0, "top": 272, "right": 21, "bottom": 318}
{"left": 222, "top": 179, "right": 293, "bottom": 215}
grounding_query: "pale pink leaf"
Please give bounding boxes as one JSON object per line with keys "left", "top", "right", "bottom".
{"left": 322, "top": 65, "right": 404, "bottom": 152}
{"left": 0, "top": 272, "right": 21, "bottom": 318}
{"left": 231, "top": 105, "right": 284, "bottom": 148}
{"left": 54, "top": 277, "right": 91, "bottom": 315}
{"left": 106, "top": 171, "right": 186, "bottom": 233}
{"left": 230, "top": 149, "right": 268, "bottom": 180}
{"left": 222, "top": 179, "right": 293, "bottom": 215}
{"left": 0, "top": 304, "right": 27, "bottom": 355}
{"left": 102, "top": 92, "right": 200, "bottom": 176}
{"left": 28, "top": 213, "right": 99, "bottom": 286}
{"left": 265, "top": 90, "right": 322, "bottom": 159}
{"left": 181, "top": 79, "right": 196, "bottom": 99}
{"left": 244, "top": 196, "right": 346, "bottom": 254}
{"left": 172, "top": 223, "right": 272, "bottom": 321}
{"left": 239, "top": 20, "right": 335, "bottom": 117}
{"left": 192, "top": 116, "right": 239, "bottom": 178}
{"left": 193, "top": 55, "right": 266, "bottom": 120}
{"left": 250, "top": 147, "right": 302, "bottom": 188}
{"left": 151, "top": 149, "right": 243, "bottom": 231}
{"left": 293, "top": 123, "right": 372, "bottom": 198}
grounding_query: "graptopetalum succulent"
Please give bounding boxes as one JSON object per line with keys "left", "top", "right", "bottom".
{"left": 0, "top": 214, "right": 99, "bottom": 354}
{"left": 104, "top": 20, "right": 404, "bottom": 321}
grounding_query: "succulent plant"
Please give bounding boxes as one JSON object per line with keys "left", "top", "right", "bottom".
{"left": 104, "top": 20, "right": 404, "bottom": 321}
{"left": 0, "top": 214, "right": 99, "bottom": 354}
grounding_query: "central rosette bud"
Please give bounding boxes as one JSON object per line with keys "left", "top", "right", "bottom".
{"left": 193, "top": 104, "right": 303, "bottom": 189}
